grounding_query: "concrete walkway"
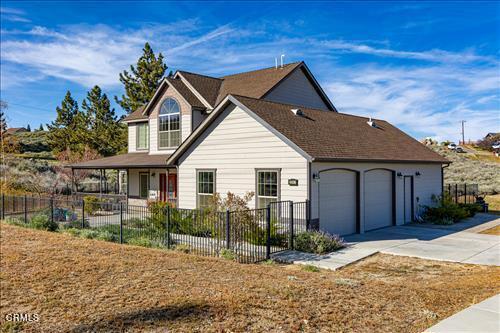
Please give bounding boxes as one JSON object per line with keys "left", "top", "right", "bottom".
{"left": 425, "top": 294, "right": 500, "bottom": 333}
{"left": 273, "top": 213, "right": 500, "bottom": 270}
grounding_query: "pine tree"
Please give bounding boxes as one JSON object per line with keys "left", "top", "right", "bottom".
{"left": 115, "top": 43, "right": 167, "bottom": 114}
{"left": 83, "top": 85, "right": 125, "bottom": 156}
{"left": 0, "top": 100, "right": 7, "bottom": 134}
{"left": 38, "top": 124, "right": 44, "bottom": 131}
{"left": 26, "top": 124, "right": 31, "bottom": 132}
{"left": 47, "top": 91, "right": 88, "bottom": 154}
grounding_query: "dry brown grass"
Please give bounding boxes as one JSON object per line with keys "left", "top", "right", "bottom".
{"left": 486, "top": 194, "right": 500, "bottom": 215}
{"left": 480, "top": 225, "right": 500, "bottom": 236}
{"left": 1, "top": 224, "right": 499, "bottom": 333}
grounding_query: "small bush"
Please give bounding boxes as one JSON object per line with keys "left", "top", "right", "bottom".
{"left": 295, "top": 231, "right": 345, "bottom": 254}
{"left": 79, "top": 229, "right": 99, "bottom": 239}
{"left": 127, "top": 237, "right": 155, "bottom": 248}
{"left": 174, "top": 244, "right": 191, "bottom": 253}
{"left": 4, "top": 217, "right": 25, "bottom": 226}
{"left": 96, "top": 231, "right": 118, "bottom": 242}
{"left": 83, "top": 196, "right": 103, "bottom": 216}
{"left": 220, "top": 248, "right": 236, "bottom": 261}
{"left": 30, "top": 214, "right": 58, "bottom": 231}
{"left": 302, "top": 264, "right": 320, "bottom": 272}
{"left": 64, "top": 228, "right": 82, "bottom": 237}
{"left": 458, "top": 203, "right": 482, "bottom": 217}
{"left": 422, "top": 194, "right": 475, "bottom": 224}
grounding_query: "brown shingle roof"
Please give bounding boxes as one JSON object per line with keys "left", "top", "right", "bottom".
{"left": 178, "top": 71, "right": 222, "bottom": 107}
{"left": 178, "top": 62, "right": 304, "bottom": 108}
{"left": 165, "top": 77, "right": 205, "bottom": 109}
{"left": 233, "top": 96, "right": 448, "bottom": 163}
{"left": 69, "top": 153, "right": 170, "bottom": 169}
{"left": 215, "top": 62, "right": 303, "bottom": 105}
{"left": 5, "top": 127, "right": 28, "bottom": 135}
{"left": 122, "top": 105, "right": 147, "bottom": 122}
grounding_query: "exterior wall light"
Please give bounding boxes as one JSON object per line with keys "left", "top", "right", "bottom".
{"left": 313, "top": 173, "right": 320, "bottom": 183}
{"left": 415, "top": 171, "right": 421, "bottom": 177}
{"left": 397, "top": 172, "right": 403, "bottom": 178}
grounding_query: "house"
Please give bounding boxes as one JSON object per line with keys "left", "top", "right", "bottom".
{"left": 4, "top": 127, "right": 28, "bottom": 135}
{"left": 70, "top": 61, "right": 448, "bottom": 236}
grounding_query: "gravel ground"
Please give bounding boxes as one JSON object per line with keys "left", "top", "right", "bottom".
{"left": 1, "top": 223, "right": 499, "bottom": 333}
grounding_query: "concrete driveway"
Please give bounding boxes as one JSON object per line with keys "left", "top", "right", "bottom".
{"left": 274, "top": 213, "right": 500, "bottom": 270}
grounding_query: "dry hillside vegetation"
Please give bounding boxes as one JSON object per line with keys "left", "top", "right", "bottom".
{"left": 430, "top": 145, "right": 500, "bottom": 194}
{"left": 1, "top": 224, "right": 499, "bottom": 333}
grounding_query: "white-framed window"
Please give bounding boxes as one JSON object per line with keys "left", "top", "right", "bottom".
{"left": 256, "top": 170, "right": 280, "bottom": 209}
{"left": 136, "top": 122, "right": 149, "bottom": 150}
{"left": 197, "top": 170, "right": 215, "bottom": 209}
{"left": 158, "top": 98, "right": 181, "bottom": 149}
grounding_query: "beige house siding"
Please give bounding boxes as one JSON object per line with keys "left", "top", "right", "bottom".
{"left": 177, "top": 104, "right": 309, "bottom": 209}
{"left": 264, "top": 68, "right": 329, "bottom": 110}
{"left": 311, "top": 162, "right": 442, "bottom": 231}
{"left": 148, "top": 85, "right": 192, "bottom": 155}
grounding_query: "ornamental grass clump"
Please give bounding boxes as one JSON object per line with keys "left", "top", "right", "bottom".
{"left": 295, "top": 230, "right": 345, "bottom": 254}
{"left": 30, "top": 214, "right": 58, "bottom": 232}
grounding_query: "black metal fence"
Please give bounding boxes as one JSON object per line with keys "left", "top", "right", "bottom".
{"left": 0, "top": 195, "right": 310, "bottom": 263}
{"left": 444, "top": 183, "right": 479, "bottom": 204}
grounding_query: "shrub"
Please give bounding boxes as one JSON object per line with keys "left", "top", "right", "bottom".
{"left": 63, "top": 228, "right": 82, "bottom": 237}
{"left": 422, "top": 194, "right": 472, "bottom": 224}
{"left": 458, "top": 203, "right": 482, "bottom": 217}
{"left": 79, "top": 229, "right": 99, "bottom": 239}
{"left": 96, "top": 231, "right": 118, "bottom": 242}
{"left": 147, "top": 200, "right": 169, "bottom": 230}
{"left": 220, "top": 248, "right": 236, "bottom": 261}
{"left": 302, "top": 264, "right": 320, "bottom": 273}
{"left": 62, "top": 219, "right": 89, "bottom": 229}
{"left": 3, "top": 217, "right": 25, "bottom": 226}
{"left": 127, "top": 237, "right": 155, "bottom": 248}
{"left": 295, "top": 230, "right": 345, "bottom": 254}
{"left": 30, "top": 214, "right": 58, "bottom": 231}
{"left": 83, "top": 196, "right": 103, "bottom": 216}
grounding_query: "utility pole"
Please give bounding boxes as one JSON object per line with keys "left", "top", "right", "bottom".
{"left": 460, "top": 120, "right": 466, "bottom": 145}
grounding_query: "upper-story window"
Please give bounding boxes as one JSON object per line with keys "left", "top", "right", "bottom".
{"left": 136, "top": 122, "right": 149, "bottom": 150}
{"left": 159, "top": 98, "right": 181, "bottom": 149}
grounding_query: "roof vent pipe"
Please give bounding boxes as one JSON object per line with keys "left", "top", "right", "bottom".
{"left": 291, "top": 108, "right": 303, "bottom": 116}
{"left": 280, "top": 54, "right": 285, "bottom": 68}
{"left": 275, "top": 57, "right": 278, "bottom": 69}
{"left": 367, "top": 117, "right": 376, "bottom": 127}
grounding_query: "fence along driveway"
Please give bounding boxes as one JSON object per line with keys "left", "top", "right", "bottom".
{"left": 1, "top": 195, "right": 310, "bottom": 263}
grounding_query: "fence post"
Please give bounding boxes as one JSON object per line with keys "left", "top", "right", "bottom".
{"left": 166, "top": 206, "right": 171, "bottom": 249}
{"left": 1, "top": 194, "right": 4, "bottom": 220}
{"left": 81, "top": 199, "right": 85, "bottom": 228}
{"left": 225, "top": 209, "right": 230, "bottom": 250}
{"left": 464, "top": 183, "right": 467, "bottom": 204}
{"left": 305, "top": 199, "right": 311, "bottom": 230}
{"left": 266, "top": 204, "right": 271, "bottom": 260}
{"left": 289, "top": 201, "right": 294, "bottom": 250}
{"left": 119, "top": 202, "right": 123, "bottom": 244}
{"left": 455, "top": 184, "right": 458, "bottom": 203}
{"left": 24, "top": 195, "right": 28, "bottom": 224}
{"left": 50, "top": 198, "right": 54, "bottom": 223}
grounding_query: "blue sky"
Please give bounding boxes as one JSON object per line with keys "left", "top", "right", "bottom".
{"left": 1, "top": 1, "right": 499, "bottom": 142}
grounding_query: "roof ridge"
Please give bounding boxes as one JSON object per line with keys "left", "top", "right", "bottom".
{"left": 231, "top": 94, "right": 382, "bottom": 122}
{"left": 220, "top": 61, "right": 303, "bottom": 79}
{"left": 177, "top": 70, "right": 222, "bottom": 81}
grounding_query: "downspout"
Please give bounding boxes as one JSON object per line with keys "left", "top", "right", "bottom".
{"left": 441, "top": 163, "right": 450, "bottom": 196}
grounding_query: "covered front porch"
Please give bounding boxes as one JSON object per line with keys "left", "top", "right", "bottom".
{"left": 69, "top": 153, "right": 177, "bottom": 207}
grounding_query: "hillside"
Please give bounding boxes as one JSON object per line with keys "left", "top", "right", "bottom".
{"left": 429, "top": 145, "right": 500, "bottom": 194}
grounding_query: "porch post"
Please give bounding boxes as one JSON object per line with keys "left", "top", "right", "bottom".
{"left": 99, "top": 169, "right": 102, "bottom": 197}
{"left": 71, "top": 168, "right": 75, "bottom": 196}
{"left": 126, "top": 169, "right": 129, "bottom": 205}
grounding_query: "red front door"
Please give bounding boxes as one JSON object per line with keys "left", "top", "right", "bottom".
{"left": 168, "top": 174, "right": 177, "bottom": 199}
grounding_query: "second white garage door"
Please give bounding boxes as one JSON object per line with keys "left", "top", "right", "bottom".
{"left": 364, "top": 169, "right": 393, "bottom": 231}
{"left": 319, "top": 169, "right": 358, "bottom": 236}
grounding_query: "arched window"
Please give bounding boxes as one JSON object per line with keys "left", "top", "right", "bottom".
{"left": 158, "top": 98, "right": 181, "bottom": 148}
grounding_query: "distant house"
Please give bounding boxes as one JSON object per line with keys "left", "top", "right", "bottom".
{"left": 4, "top": 127, "right": 28, "bottom": 135}
{"left": 70, "top": 61, "right": 448, "bottom": 236}
{"left": 485, "top": 132, "right": 499, "bottom": 139}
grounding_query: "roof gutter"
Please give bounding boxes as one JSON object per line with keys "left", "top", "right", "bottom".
{"left": 311, "top": 157, "right": 450, "bottom": 164}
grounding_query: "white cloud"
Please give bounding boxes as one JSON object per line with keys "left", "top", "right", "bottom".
{"left": 325, "top": 64, "right": 500, "bottom": 141}
{"left": 0, "top": 7, "right": 30, "bottom": 23}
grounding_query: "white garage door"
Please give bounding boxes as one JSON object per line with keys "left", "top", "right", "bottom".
{"left": 319, "top": 169, "right": 358, "bottom": 236}
{"left": 364, "top": 169, "right": 393, "bottom": 231}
